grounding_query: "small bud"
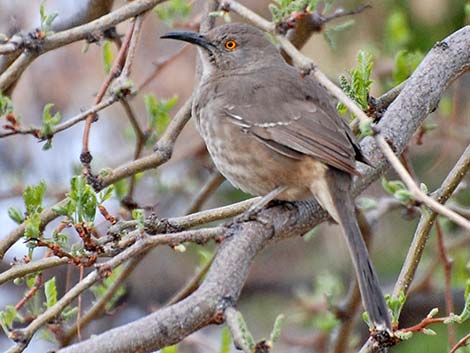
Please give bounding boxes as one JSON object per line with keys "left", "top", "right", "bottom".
{"left": 422, "top": 328, "right": 437, "bottom": 336}
{"left": 395, "top": 331, "right": 413, "bottom": 340}
{"left": 426, "top": 308, "right": 438, "bottom": 318}
{"left": 173, "top": 244, "right": 186, "bottom": 253}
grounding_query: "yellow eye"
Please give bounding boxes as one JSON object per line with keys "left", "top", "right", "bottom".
{"left": 224, "top": 39, "right": 237, "bottom": 50}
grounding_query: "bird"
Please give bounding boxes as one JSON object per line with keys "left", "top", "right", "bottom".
{"left": 162, "top": 23, "right": 392, "bottom": 331}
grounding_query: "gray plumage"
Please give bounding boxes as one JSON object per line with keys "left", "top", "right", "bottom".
{"left": 162, "top": 23, "right": 391, "bottom": 331}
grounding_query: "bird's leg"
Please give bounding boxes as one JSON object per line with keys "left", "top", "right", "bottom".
{"left": 227, "top": 186, "right": 288, "bottom": 226}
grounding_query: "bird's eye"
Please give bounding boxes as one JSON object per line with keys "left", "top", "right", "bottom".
{"left": 224, "top": 39, "right": 237, "bottom": 50}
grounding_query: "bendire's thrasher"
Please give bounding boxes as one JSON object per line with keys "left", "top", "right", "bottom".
{"left": 162, "top": 23, "right": 392, "bottom": 330}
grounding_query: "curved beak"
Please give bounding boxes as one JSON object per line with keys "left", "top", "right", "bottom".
{"left": 161, "top": 31, "right": 215, "bottom": 51}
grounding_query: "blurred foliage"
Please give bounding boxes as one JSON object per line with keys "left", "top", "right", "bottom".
{"left": 219, "top": 326, "right": 232, "bottom": 353}
{"left": 392, "top": 49, "right": 423, "bottom": 84}
{"left": 53, "top": 175, "right": 98, "bottom": 223}
{"left": 0, "top": 1, "right": 469, "bottom": 352}
{"left": 0, "top": 92, "right": 13, "bottom": 116}
{"left": 102, "top": 40, "right": 114, "bottom": 74}
{"left": 338, "top": 50, "right": 373, "bottom": 114}
{"left": 269, "top": 0, "right": 326, "bottom": 22}
{"left": 40, "top": 103, "right": 61, "bottom": 150}
{"left": 90, "top": 266, "right": 126, "bottom": 312}
{"left": 44, "top": 277, "right": 57, "bottom": 309}
{"left": 155, "top": 0, "right": 191, "bottom": 26}
{"left": 386, "top": 291, "right": 406, "bottom": 326}
{"left": 144, "top": 94, "right": 178, "bottom": 145}
{"left": 161, "top": 344, "right": 178, "bottom": 353}
{"left": 0, "top": 305, "right": 18, "bottom": 336}
{"left": 39, "top": 0, "right": 58, "bottom": 35}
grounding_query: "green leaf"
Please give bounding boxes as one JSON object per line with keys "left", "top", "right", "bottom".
{"left": 395, "top": 330, "right": 413, "bottom": 340}
{"left": 395, "top": 189, "right": 413, "bottom": 204}
{"left": 99, "top": 185, "right": 115, "bottom": 203}
{"left": 386, "top": 291, "right": 406, "bottom": 325}
{"left": 393, "top": 50, "right": 423, "bottom": 85}
{"left": 39, "top": 1, "right": 58, "bottom": 34}
{"left": 102, "top": 40, "right": 113, "bottom": 74}
{"left": 61, "top": 306, "right": 78, "bottom": 320}
{"left": 132, "top": 209, "right": 145, "bottom": 230}
{"left": 26, "top": 274, "right": 37, "bottom": 288}
{"left": 161, "top": 345, "right": 178, "bottom": 353}
{"left": 384, "top": 10, "right": 410, "bottom": 52}
{"left": 236, "top": 311, "right": 255, "bottom": 350}
{"left": 381, "top": 179, "right": 408, "bottom": 201}
{"left": 67, "top": 176, "right": 98, "bottom": 223}
{"left": 269, "top": 314, "right": 285, "bottom": 343}
{"left": 53, "top": 232, "right": 69, "bottom": 248}
{"left": 155, "top": 0, "right": 191, "bottom": 25}
{"left": 422, "top": 328, "right": 437, "bottom": 336}
{"left": 443, "top": 313, "right": 461, "bottom": 324}
{"left": 219, "top": 326, "right": 231, "bottom": 353}
{"left": 358, "top": 119, "right": 373, "bottom": 138}
{"left": 173, "top": 244, "right": 186, "bottom": 253}
{"left": 0, "top": 305, "right": 18, "bottom": 334}
{"left": 113, "top": 179, "right": 128, "bottom": 200}
{"left": 419, "top": 183, "right": 429, "bottom": 194}
{"left": 362, "top": 311, "right": 372, "bottom": 328}
{"left": 323, "top": 20, "right": 355, "bottom": 49}
{"left": 0, "top": 92, "right": 14, "bottom": 116}
{"left": 144, "top": 95, "right": 178, "bottom": 144}
{"left": 39, "top": 103, "right": 61, "bottom": 150}
{"left": 357, "top": 197, "right": 378, "bottom": 210}
{"left": 8, "top": 207, "right": 24, "bottom": 224}
{"left": 90, "top": 266, "right": 126, "bottom": 311}
{"left": 24, "top": 212, "right": 42, "bottom": 239}
{"left": 24, "top": 180, "right": 47, "bottom": 214}
{"left": 44, "top": 277, "right": 57, "bottom": 309}
{"left": 458, "top": 281, "right": 470, "bottom": 322}
{"left": 53, "top": 199, "right": 76, "bottom": 218}
{"left": 337, "top": 50, "right": 373, "bottom": 116}
{"left": 426, "top": 307, "right": 439, "bottom": 318}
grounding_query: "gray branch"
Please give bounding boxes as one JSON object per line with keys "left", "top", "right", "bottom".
{"left": 56, "top": 26, "right": 470, "bottom": 353}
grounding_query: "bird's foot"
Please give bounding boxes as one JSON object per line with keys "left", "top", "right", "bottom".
{"left": 224, "top": 203, "right": 267, "bottom": 228}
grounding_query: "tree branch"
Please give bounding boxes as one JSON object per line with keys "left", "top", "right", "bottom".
{"left": 0, "top": 0, "right": 168, "bottom": 93}
{"left": 54, "top": 24, "right": 470, "bottom": 353}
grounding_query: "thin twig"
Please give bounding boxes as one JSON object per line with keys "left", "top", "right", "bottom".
{"left": 375, "top": 135, "right": 470, "bottom": 231}
{"left": 121, "top": 14, "right": 146, "bottom": 78}
{"left": 15, "top": 273, "right": 43, "bottom": 311}
{"left": 0, "top": 257, "right": 68, "bottom": 285}
{"left": 392, "top": 145, "right": 470, "bottom": 299}
{"left": 81, "top": 19, "right": 136, "bottom": 171}
{"left": 166, "top": 255, "right": 214, "bottom": 305}
{"left": 120, "top": 99, "right": 147, "bottom": 204}
{"left": 60, "top": 254, "right": 144, "bottom": 345}
{"left": 449, "top": 332, "right": 470, "bottom": 353}
{"left": 0, "top": 0, "right": 167, "bottom": 93}
{"left": 436, "top": 221, "right": 455, "bottom": 346}
{"left": 0, "top": 95, "right": 118, "bottom": 139}
{"left": 6, "top": 227, "right": 224, "bottom": 352}
{"left": 138, "top": 44, "right": 191, "bottom": 90}
{"left": 224, "top": 307, "right": 251, "bottom": 353}
{"left": 185, "top": 172, "right": 225, "bottom": 214}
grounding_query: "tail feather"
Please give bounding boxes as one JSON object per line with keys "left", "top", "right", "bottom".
{"left": 317, "top": 169, "right": 392, "bottom": 331}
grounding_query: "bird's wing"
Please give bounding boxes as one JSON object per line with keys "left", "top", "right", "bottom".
{"left": 223, "top": 97, "right": 360, "bottom": 175}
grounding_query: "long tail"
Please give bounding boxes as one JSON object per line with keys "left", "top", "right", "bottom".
{"left": 317, "top": 168, "right": 392, "bottom": 331}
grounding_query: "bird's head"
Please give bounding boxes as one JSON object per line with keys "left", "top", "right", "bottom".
{"left": 161, "top": 23, "right": 281, "bottom": 75}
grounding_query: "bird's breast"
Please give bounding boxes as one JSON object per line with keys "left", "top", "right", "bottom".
{"left": 195, "top": 101, "right": 324, "bottom": 201}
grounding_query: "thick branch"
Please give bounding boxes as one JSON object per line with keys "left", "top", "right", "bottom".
{"left": 56, "top": 25, "right": 470, "bottom": 353}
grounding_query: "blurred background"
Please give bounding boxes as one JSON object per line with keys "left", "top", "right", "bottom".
{"left": 0, "top": 0, "right": 469, "bottom": 352}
